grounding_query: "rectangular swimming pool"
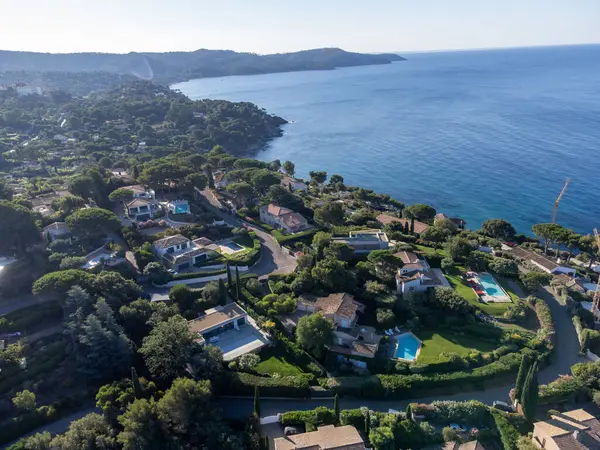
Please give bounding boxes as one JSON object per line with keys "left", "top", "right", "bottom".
{"left": 223, "top": 242, "right": 244, "bottom": 252}
{"left": 394, "top": 333, "right": 420, "bottom": 361}
{"left": 478, "top": 273, "right": 506, "bottom": 298}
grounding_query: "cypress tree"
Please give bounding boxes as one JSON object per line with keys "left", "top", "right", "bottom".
{"left": 334, "top": 394, "right": 340, "bottom": 423}
{"left": 226, "top": 262, "right": 232, "bottom": 287}
{"left": 131, "top": 165, "right": 139, "bottom": 179}
{"left": 206, "top": 164, "right": 215, "bottom": 189}
{"left": 406, "top": 404, "right": 414, "bottom": 422}
{"left": 364, "top": 410, "right": 370, "bottom": 435}
{"left": 513, "top": 354, "right": 531, "bottom": 403}
{"left": 218, "top": 278, "right": 227, "bottom": 306}
{"left": 404, "top": 222, "right": 410, "bottom": 234}
{"left": 235, "top": 265, "right": 241, "bottom": 300}
{"left": 253, "top": 386, "right": 261, "bottom": 417}
{"left": 410, "top": 216, "right": 415, "bottom": 234}
{"left": 521, "top": 361, "right": 539, "bottom": 423}
{"left": 131, "top": 366, "right": 143, "bottom": 399}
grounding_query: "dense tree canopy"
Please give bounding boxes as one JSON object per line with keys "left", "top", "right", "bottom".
{"left": 0, "top": 200, "right": 40, "bottom": 255}
{"left": 296, "top": 313, "right": 333, "bottom": 359}
{"left": 66, "top": 207, "right": 121, "bottom": 239}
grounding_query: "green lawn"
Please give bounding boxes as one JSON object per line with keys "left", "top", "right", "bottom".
{"left": 446, "top": 271, "right": 513, "bottom": 317}
{"left": 255, "top": 351, "right": 304, "bottom": 377}
{"left": 416, "top": 329, "right": 498, "bottom": 364}
{"left": 414, "top": 244, "right": 449, "bottom": 259}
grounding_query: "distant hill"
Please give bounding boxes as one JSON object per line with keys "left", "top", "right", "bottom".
{"left": 0, "top": 47, "right": 406, "bottom": 87}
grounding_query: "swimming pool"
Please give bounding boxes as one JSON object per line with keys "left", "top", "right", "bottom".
{"left": 394, "top": 332, "right": 421, "bottom": 361}
{"left": 478, "top": 273, "right": 506, "bottom": 298}
{"left": 224, "top": 242, "right": 244, "bottom": 252}
{"left": 174, "top": 205, "right": 189, "bottom": 214}
{"left": 83, "top": 252, "right": 115, "bottom": 269}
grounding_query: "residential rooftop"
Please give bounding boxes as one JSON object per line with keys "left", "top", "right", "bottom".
{"left": 152, "top": 234, "right": 190, "bottom": 249}
{"left": 188, "top": 303, "right": 247, "bottom": 335}
{"left": 274, "top": 424, "right": 365, "bottom": 450}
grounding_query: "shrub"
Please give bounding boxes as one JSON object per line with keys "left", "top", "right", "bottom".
{"left": 340, "top": 409, "right": 366, "bottom": 432}
{"left": 225, "top": 372, "right": 313, "bottom": 397}
{"left": 376, "top": 308, "right": 396, "bottom": 327}
{"left": 488, "top": 258, "right": 519, "bottom": 278}
{"left": 281, "top": 407, "right": 336, "bottom": 427}
{"left": 491, "top": 410, "right": 520, "bottom": 450}
{"left": 521, "top": 272, "right": 551, "bottom": 293}
{"left": 539, "top": 375, "right": 587, "bottom": 404}
{"left": 238, "top": 353, "right": 260, "bottom": 372}
{"left": 59, "top": 256, "right": 87, "bottom": 270}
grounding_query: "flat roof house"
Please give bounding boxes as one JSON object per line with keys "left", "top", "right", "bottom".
{"left": 259, "top": 204, "right": 310, "bottom": 234}
{"left": 152, "top": 234, "right": 217, "bottom": 272}
{"left": 332, "top": 230, "right": 389, "bottom": 253}
{"left": 274, "top": 424, "right": 365, "bottom": 450}
{"left": 120, "top": 184, "right": 155, "bottom": 200}
{"left": 532, "top": 409, "right": 600, "bottom": 449}
{"left": 187, "top": 303, "right": 269, "bottom": 361}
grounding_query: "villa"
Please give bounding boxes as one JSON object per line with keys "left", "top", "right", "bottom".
{"left": 151, "top": 234, "right": 217, "bottom": 271}
{"left": 435, "top": 213, "right": 467, "bottom": 230}
{"left": 376, "top": 214, "right": 430, "bottom": 236}
{"left": 187, "top": 303, "right": 270, "bottom": 361}
{"left": 120, "top": 184, "right": 155, "bottom": 200}
{"left": 299, "top": 293, "right": 381, "bottom": 360}
{"left": 274, "top": 425, "right": 365, "bottom": 450}
{"left": 281, "top": 175, "right": 308, "bottom": 193}
{"left": 532, "top": 409, "right": 600, "bottom": 449}
{"left": 126, "top": 198, "right": 156, "bottom": 221}
{"left": 166, "top": 199, "right": 190, "bottom": 215}
{"left": 43, "top": 222, "right": 71, "bottom": 243}
{"left": 395, "top": 252, "right": 449, "bottom": 294}
{"left": 259, "top": 203, "right": 310, "bottom": 234}
{"left": 332, "top": 230, "right": 390, "bottom": 253}
{"left": 510, "top": 246, "right": 576, "bottom": 276}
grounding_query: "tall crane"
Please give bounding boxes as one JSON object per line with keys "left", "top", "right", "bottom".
{"left": 592, "top": 228, "right": 600, "bottom": 322}
{"left": 552, "top": 178, "right": 571, "bottom": 223}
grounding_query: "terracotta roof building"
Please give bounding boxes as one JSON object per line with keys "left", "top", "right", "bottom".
{"left": 376, "top": 214, "right": 430, "bottom": 235}
{"left": 259, "top": 203, "right": 310, "bottom": 234}
{"left": 274, "top": 425, "right": 365, "bottom": 450}
{"left": 533, "top": 409, "right": 600, "bottom": 450}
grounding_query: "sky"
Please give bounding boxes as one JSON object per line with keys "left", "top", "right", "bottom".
{"left": 1, "top": 0, "right": 599, "bottom": 55}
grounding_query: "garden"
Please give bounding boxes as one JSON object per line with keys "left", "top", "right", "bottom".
{"left": 416, "top": 329, "right": 499, "bottom": 364}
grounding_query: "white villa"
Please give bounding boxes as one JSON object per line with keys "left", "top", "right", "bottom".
{"left": 120, "top": 184, "right": 155, "bottom": 200}
{"left": 126, "top": 198, "right": 156, "bottom": 221}
{"left": 259, "top": 204, "right": 310, "bottom": 234}
{"left": 395, "top": 251, "right": 449, "bottom": 294}
{"left": 332, "top": 230, "right": 390, "bottom": 253}
{"left": 281, "top": 175, "right": 308, "bottom": 193}
{"left": 510, "top": 246, "right": 576, "bottom": 276}
{"left": 187, "top": 303, "right": 270, "bottom": 361}
{"left": 43, "top": 222, "right": 71, "bottom": 243}
{"left": 151, "top": 234, "right": 218, "bottom": 272}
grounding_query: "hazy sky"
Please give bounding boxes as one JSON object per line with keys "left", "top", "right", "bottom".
{"left": 2, "top": 0, "right": 599, "bottom": 54}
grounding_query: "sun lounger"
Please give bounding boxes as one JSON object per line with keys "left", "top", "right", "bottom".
{"left": 394, "top": 326, "right": 401, "bottom": 333}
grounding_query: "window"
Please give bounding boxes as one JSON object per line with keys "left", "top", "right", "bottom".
{"left": 167, "top": 247, "right": 174, "bottom": 254}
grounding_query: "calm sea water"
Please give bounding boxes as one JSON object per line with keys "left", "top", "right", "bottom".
{"left": 174, "top": 45, "right": 600, "bottom": 235}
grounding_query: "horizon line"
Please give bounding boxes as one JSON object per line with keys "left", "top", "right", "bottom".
{"left": 1, "top": 41, "right": 599, "bottom": 57}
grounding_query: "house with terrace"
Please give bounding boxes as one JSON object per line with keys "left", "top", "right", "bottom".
{"left": 376, "top": 213, "right": 430, "bottom": 236}
{"left": 126, "top": 198, "right": 156, "bottom": 221}
{"left": 187, "top": 303, "right": 269, "bottom": 361}
{"left": 259, "top": 203, "right": 310, "bottom": 234}
{"left": 121, "top": 184, "right": 155, "bottom": 200}
{"left": 281, "top": 175, "right": 308, "bottom": 193}
{"left": 435, "top": 212, "right": 467, "bottom": 230}
{"left": 395, "top": 252, "right": 450, "bottom": 295}
{"left": 510, "top": 246, "right": 576, "bottom": 276}
{"left": 151, "top": 234, "right": 217, "bottom": 272}
{"left": 298, "top": 293, "right": 381, "bottom": 361}
{"left": 43, "top": 222, "right": 71, "bottom": 243}
{"left": 332, "top": 230, "right": 389, "bottom": 253}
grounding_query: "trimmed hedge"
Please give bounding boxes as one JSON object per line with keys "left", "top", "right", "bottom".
{"left": 224, "top": 372, "right": 314, "bottom": 397}
{"left": 172, "top": 268, "right": 227, "bottom": 280}
{"left": 340, "top": 409, "right": 366, "bottom": 432}
{"left": 491, "top": 410, "right": 521, "bottom": 450}
{"left": 272, "top": 228, "right": 317, "bottom": 245}
{"left": 320, "top": 351, "right": 528, "bottom": 399}
{"left": 281, "top": 407, "right": 336, "bottom": 427}
{"left": 539, "top": 375, "right": 588, "bottom": 404}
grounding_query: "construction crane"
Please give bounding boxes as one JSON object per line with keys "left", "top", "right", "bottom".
{"left": 552, "top": 178, "right": 571, "bottom": 223}
{"left": 592, "top": 228, "right": 600, "bottom": 321}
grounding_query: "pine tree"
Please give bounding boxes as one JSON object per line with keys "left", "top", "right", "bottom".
{"left": 235, "top": 265, "right": 241, "bottom": 300}
{"left": 514, "top": 354, "right": 531, "bottom": 403}
{"left": 520, "top": 361, "right": 539, "bottom": 423}
{"left": 334, "top": 394, "right": 340, "bottom": 423}
{"left": 131, "top": 367, "right": 143, "bottom": 399}
{"left": 218, "top": 278, "right": 227, "bottom": 306}
{"left": 253, "top": 386, "right": 261, "bottom": 417}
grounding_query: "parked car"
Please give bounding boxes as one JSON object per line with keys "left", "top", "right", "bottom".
{"left": 449, "top": 423, "right": 467, "bottom": 432}
{"left": 493, "top": 401, "right": 514, "bottom": 412}
{"left": 284, "top": 426, "right": 301, "bottom": 436}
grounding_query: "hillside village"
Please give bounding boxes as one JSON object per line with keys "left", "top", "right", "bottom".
{"left": 1, "top": 82, "right": 600, "bottom": 450}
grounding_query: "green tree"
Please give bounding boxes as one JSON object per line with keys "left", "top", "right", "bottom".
{"left": 66, "top": 207, "right": 121, "bottom": 239}
{"left": 168, "top": 284, "right": 195, "bottom": 312}
{"left": 96, "top": 379, "right": 135, "bottom": 428}
{"left": 218, "top": 278, "right": 227, "bottom": 305}
{"left": 226, "top": 262, "right": 233, "bottom": 287}
{"left": 267, "top": 185, "right": 299, "bottom": 209}
{"left": 323, "top": 242, "right": 354, "bottom": 262}
{"left": 369, "top": 426, "right": 395, "bottom": 450}
{"left": 482, "top": 219, "right": 516, "bottom": 240}
{"left": 296, "top": 313, "right": 333, "bottom": 358}
{"left": 421, "top": 226, "right": 449, "bottom": 243}
{"left": 206, "top": 164, "right": 215, "bottom": 189}
{"left": 488, "top": 257, "right": 519, "bottom": 277}
{"left": 12, "top": 390, "right": 36, "bottom": 412}
{"left": 0, "top": 200, "right": 40, "bottom": 255}
{"left": 282, "top": 160, "right": 295, "bottom": 177}
{"left": 444, "top": 236, "right": 476, "bottom": 261}
{"left": 51, "top": 413, "right": 116, "bottom": 449}
{"left": 139, "top": 315, "right": 196, "bottom": 381}
{"left": 314, "top": 202, "right": 345, "bottom": 226}
{"left": 311, "top": 257, "right": 356, "bottom": 292}
{"left": 117, "top": 399, "right": 169, "bottom": 450}
{"left": 532, "top": 223, "right": 564, "bottom": 254}
{"left": 254, "top": 386, "right": 261, "bottom": 417}
{"left": 235, "top": 266, "right": 241, "bottom": 300}
{"left": 131, "top": 367, "right": 143, "bottom": 399}
{"left": 32, "top": 269, "right": 95, "bottom": 298}
{"left": 143, "top": 262, "right": 171, "bottom": 285}
{"left": 514, "top": 354, "right": 532, "bottom": 402}
{"left": 406, "top": 404, "right": 414, "bottom": 422}
{"left": 226, "top": 182, "right": 254, "bottom": 203}
{"left": 403, "top": 204, "right": 437, "bottom": 222}
{"left": 333, "top": 394, "right": 340, "bottom": 423}
{"left": 329, "top": 174, "right": 344, "bottom": 185}
{"left": 520, "top": 361, "right": 539, "bottom": 423}
{"left": 98, "top": 157, "right": 113, "bottom": 169}
{"left": 309, "top": 171, "right": 327, "bottom": 184}
{"left": 109, "top": 187, "right": 135, "bottom": 203}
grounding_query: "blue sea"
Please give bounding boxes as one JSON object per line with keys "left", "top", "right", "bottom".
{"left": 174, "top": 45, "right": 600, "bottom": 235}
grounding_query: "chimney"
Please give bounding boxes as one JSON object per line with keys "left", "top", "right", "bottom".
{"left": 573, "top": 431, "right": 580, "bottom": 442}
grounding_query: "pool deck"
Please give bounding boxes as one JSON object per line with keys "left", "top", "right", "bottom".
{"left": 466, "top": 272, "right": 511, "bottom": 303}
{"left": 390, "top": 331, "right": 422, "bottom": 362}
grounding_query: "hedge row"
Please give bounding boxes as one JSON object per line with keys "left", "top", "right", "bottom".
{"left": 491, "top": 410, "right": 521, "bottom": 450}
{"left": 172, "top": 268, "right": 226, "bottom": 280}
{"left": 281, "top": 407, "right": 337, "bottom": 427}
{"left": 319, "top": 351, "right": 529, "bottom": 399}
{"left": 272, "top": 228, "right": 317, "bottom": 245}
{"left": 0, "top": 302, "right": 62, "bottom": 333}
{"left": 224, "top": 372, "right": 314, "bottom": 398}
{"left": 226, "top": 233, "right": 262, "bottom": 267}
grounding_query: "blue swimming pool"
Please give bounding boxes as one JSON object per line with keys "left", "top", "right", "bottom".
{"left": 223, "top": 242, "right": 244, "bottom": 252}
{"left": 175, "top": 205, "right": 189, "bottom": 214}
{"left": 478, "top": 273, "right": 506, "bottom": 297}
{"left": 394, "top": 333, "right": 420, "bottom": 361}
